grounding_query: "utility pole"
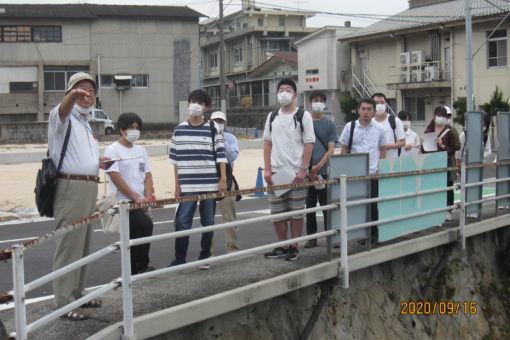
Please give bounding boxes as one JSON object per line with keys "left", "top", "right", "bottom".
{"left": 219, "top": 0, "right": 226, "bottom": 101}
{"left": 464, "top": 0, "right": 474, "bottom": 111}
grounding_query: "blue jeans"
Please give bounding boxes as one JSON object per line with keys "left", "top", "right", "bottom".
{"left": 171, "top": 192, "right": 216, "bottom": 265}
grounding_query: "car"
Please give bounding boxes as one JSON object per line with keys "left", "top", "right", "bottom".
{"left": 89, "top": 108, "right": 115, "bottom": 135}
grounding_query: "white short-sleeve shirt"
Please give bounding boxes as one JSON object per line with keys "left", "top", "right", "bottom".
{"left": 373, "top": 115, "right": 406, "bottom": 159}
{"left": 48, "top": 104, "right": 99, "bottom": 176}
{"left": 262, "top": 108, "right": 315, "bottom": 173}
{"left": 104, "top": 141, "right": 152, "bottom": 201}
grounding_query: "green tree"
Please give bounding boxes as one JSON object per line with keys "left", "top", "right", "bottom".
{"left": 340, "top": 96, "right": 359, "bottom": 122}
{"left": 452, "top": 97, "right": 466, "bottom": 126}
{"left": 483, "top": 86, "right": 509, "bottom": 117}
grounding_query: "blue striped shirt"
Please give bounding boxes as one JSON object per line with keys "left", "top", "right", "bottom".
{"left": 169, "top": 120, "right": 227, "bottom": 193}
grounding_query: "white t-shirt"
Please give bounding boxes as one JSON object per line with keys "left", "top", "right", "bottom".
{"left": 104, "top": 141, "right": 152, "bottom": 201}
{"left": 262, "top": 108, "right": 315, "bottom": 173}
{"left": 373, "top": 115, "right": 405, "bottom": 159}
{"left": 401, "top": 128, "right": 421, "bottom": 157}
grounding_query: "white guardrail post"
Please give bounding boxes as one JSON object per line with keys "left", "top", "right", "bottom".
{"left": 118, "top": 201, "right": 135, "bottom": 339}
{"left": 459, "top": 163, "right": 467, "bottom": 250}
{"left": 12, "top": 245, "right": 27, "bottom": 340}
{"left": 340, "top": 175, "right": 349, "bottom": 288}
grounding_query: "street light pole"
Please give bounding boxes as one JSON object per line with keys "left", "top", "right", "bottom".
{"left": 219, "top": 0, "right": 226, "bottom": 101}
{"left": 464, "top": 0, "right": 474, "bottom": 111}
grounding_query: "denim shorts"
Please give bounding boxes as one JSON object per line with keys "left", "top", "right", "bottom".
{"left": 267, "top": 187, "right": 307, "bottom": 222}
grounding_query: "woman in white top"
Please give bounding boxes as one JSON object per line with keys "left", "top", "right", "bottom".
{"left": 104, "top": 112, "right": 155, "bottom": 274}
{"left": 397, "top": 110, "right": 421, "bottom": 157}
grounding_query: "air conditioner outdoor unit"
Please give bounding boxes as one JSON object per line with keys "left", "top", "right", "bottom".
{"left": 411, "top": 50, "right": 423, "bottom": 64}
{"left": 400, "top": 52, "right": 410, "bottom": 65}
{"left": 424, "top": 66, "right": 438, "bottom": 81}
{"left": 400, "top": 71, "right": 410, "bottom": 83}
{"left": 411, "top": 69, "right": 422, "bottom": 82}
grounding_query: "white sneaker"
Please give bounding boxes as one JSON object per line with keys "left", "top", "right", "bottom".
{"left": 466, "top": 212, "right": 479, "bottom": 219}
{"left": 198, "top": 263, "right": 211, "bottom": 270}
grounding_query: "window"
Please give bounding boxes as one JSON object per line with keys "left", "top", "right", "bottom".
{"left": 1, "top": 26, "right": 61, "bottom": 42}
{"left": 404, "top": 97, "right": 425, "bottom": 121}
{"left": 278, "top": 17, "right": 285, "bottom": 27}
{"left": 209, "top": 53, "right": 218, "bottom": 70}
{"left": 233, "top": 45, "right": 243, "bottom": 65}
{"left": 10, "top": 82, "right": 37, "bottom": 93}
{"left": 95, "top": 110, "right": 107, "bottom": 119}
{"left": 258, "top": 17, "right": 264, "bottom": 26}
{"left": 487, "top": 30, "right": 507, "bottom": 67}
{"left": 131, "top": 74, "right": 149, "bottom": 87}
{"left": 99, "top": 75, "right": 114, "bottom": 87}
{"left": 43, "top": 66, "right": 88, "bottom": 91}
{"left": 306, "top": 69, "right": 319, "bottom": 75}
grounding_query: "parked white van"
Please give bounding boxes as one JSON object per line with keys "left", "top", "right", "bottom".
{"left": 89, "top": 109, "right": 115, "bottom": 135}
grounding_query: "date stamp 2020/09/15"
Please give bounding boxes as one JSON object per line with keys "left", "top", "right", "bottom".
{"left": 400, "top": 301, "right": 478, "bottom": 315}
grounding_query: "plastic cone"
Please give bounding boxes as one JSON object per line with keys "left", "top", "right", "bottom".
{"left": 253, "top": 166, "right": 265, "bottom": 197}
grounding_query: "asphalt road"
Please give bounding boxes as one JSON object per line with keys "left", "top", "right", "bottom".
{"left": 0, "top": 196, "right": 292, "bottom": 301}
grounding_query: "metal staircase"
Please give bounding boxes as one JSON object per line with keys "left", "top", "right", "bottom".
{"left": 352, "top": 71, "right": 396, "bottom": 115}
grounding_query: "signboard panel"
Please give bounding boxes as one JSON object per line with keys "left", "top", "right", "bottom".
{"left": 465, "top": 112, "right": 483, "bottom": 217}
{"left": 378, "top": 152, "right": 447, "bottom": 242}
{"left": 328, "top": 153, "right": 370, "bottom": 244}
{"left": 496, "top": 112, "right": 510, "bottom": 210}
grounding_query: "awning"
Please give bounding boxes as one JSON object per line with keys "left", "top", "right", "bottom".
{"left": 114, "top": 75, "right": 132, "bottom": 80}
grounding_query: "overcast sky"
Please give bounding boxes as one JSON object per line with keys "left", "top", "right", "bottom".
{"left": 12, "top": 0, "right": 410, "bottom": 27}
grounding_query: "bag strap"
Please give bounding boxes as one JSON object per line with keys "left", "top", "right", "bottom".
{"left": 56, "top": 119, "right": 72, "bottom": 172}
{"left": 347, "top": 120, "right": 356, "bottom": 154}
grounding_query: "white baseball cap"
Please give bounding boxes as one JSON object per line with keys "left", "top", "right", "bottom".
{"left": 66, "top": 72, "right": 97, "bottom": 94}
{"left": 444, "top": 106, "right": 452, "bottom": 115}
{"left": 210, "top": 111, "right": 227, "bottom": 122}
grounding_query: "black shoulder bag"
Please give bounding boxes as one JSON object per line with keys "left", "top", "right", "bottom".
{"left": 35, "top": 120, "right": 72, "bottom": 217}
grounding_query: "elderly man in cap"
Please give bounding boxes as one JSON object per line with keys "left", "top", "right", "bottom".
{"left": 49, "top": 72, "right": 111, "bottom": 320}
{"left": 211, "top": 111, "right": 240, "bottom": 253}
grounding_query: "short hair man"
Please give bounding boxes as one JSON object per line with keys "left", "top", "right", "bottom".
{"left": 104, "top": 112, "right": 155, "bottom": 275}
{"left": 49, "top": 72, "right": 111, "bottom": 320}
{"left": 339, "top": 98, "right": 387, "bottom": 244}
{"left": 169, "top": 89, "right": 227, "bottom": 269}
{"left": 263, "top": 79, "right": 315, "bottom": 261}
{"left": 371, "top": 92, "right": 405, "bottom": 158}
{"left": 304, "top": 91, "right": 338, "bottom": 248}
{"left": 210, "top": 111, "right": 240, "bottom": 253}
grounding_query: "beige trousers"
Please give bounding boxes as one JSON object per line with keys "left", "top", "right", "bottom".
{"left": 52, "top": 178, "right": 97, "bottom": 308}
{"left": 218, "top": 183, "right": 239, "bottom": 253}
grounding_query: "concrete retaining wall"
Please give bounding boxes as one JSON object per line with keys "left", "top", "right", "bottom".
{"left": 0, "top": 121, "right": 105, "bottom": 143}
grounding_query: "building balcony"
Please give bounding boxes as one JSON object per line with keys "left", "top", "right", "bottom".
{"left": 386, "top": 61, "right": 451, "bottom": 90}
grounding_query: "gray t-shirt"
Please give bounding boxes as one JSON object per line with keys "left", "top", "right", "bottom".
{"left": 311, "top": 117, "right": 338, "bottom": 175}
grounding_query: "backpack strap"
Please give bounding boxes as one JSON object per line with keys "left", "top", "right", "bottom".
{"left": 347, "top": 120, "right": 356, "bottom": 154}
{"left": 269, "top": 108, "right": 305, "bottom": 133}
{"left": 388, "top": 114, "right": 401, "bottom": 157}
{"left": 209, "top": 120, "right": 217, "bottom": 156}
{"left": 56, "top": 119, "right": 72, "bottom": 173}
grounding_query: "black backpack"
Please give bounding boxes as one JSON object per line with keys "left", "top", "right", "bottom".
{"left": 269, "top": 108, "right": 305, "bottom": 133}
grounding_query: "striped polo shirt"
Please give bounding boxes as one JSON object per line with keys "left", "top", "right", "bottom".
{"left": 169, "top": 120, "right": 227, "bottom": 193}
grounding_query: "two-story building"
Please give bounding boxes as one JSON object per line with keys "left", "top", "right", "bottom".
{"left": 200, "top": 0, "right": 316, "bottom": 119}
{"left": 295, "top": 25, "right": 360, "bottom": 124}
{"left": 0, "top": 4, "right": 202, "bottom": 126}
{"left": 341, "top": 0, "right": 510, "bottom": 128}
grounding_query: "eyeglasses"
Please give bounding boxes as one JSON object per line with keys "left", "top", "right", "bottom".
{"left": 76, "top": 86, "right": 96, "bottom": 94}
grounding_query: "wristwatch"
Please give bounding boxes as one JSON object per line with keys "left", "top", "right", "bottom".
{"left": 299, "top": 165, "right": 308, "bottom": 171}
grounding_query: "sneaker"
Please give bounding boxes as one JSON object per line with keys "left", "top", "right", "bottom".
{"left": 264, "top": 247, "right": 287, "bottom": 259}
{"left": 285, "top": 246, "right": 299, "bottom": 261}
{"left": 198, "top": 263, "right": 211, "bottom": 270}
{"left": 304, "top": 239, "right": 317, "bottom": 248}
{"left": 133, "top": 266, "right": 155, "bottom": 275}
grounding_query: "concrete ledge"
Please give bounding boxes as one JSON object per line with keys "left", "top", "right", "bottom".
{"left": 91, "top": 261, "right": 339, "bottom": 340}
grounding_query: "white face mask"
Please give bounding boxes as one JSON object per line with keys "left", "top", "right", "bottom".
{"left": 189, "top": 103, "right": 203, "bottom": 117}
{"left": 216, "top": 123, "right": 225, "bottom": 133}
{"left": 375, "top": 104, "right": 386, "bottom": 115}
{"left": 124, "top": 129, "right": 140, "bottom": 143}
{"left": 435, "top": 116, "right": 448, "bottom": 126}
{"left": 446, "top": 118, "right": 452, "bottom": 125}
{"left": 402, "top": 121, "right": 411, "bottom": 129}
{"left": 311, "top": 102, "right": 325, "bottom": 113}
{"left": 277, "top": 91, "right": 293, "bottom": 106}
{"left": 74, "top": 103, "right": 93, "bottom": 115}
